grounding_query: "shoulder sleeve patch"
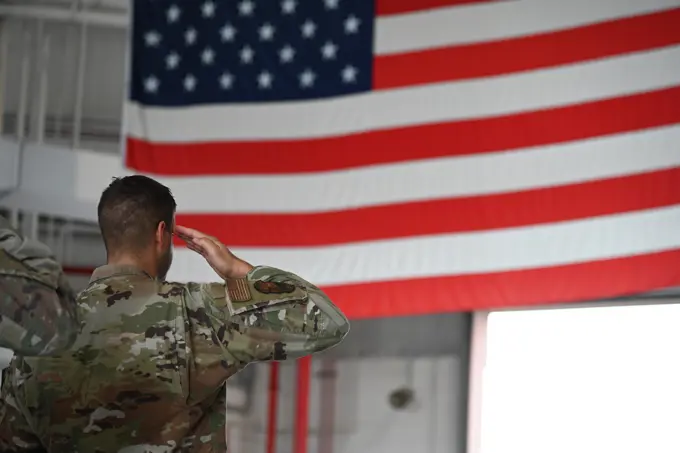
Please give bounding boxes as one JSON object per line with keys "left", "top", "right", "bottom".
{"left": 224, "top": 277, "right": 308, "bottom": 316}
{"left": 226, "top": 278, "right": 252, "bottom": 302}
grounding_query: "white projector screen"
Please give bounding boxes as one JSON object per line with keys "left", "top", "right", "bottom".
{"left": 479, "top": 301, "right": 680, "bottom": 453}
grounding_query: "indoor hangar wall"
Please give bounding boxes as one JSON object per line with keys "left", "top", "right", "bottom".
{"left": 0, "top": 7, "right": 473, "bottom": 453}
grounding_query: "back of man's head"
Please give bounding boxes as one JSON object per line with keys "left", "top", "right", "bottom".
{"left": 97, "top": 175, "right": 177, "bottom": 257}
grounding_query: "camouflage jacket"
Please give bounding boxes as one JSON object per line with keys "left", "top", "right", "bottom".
{"left": 0, "top": 264, "right": 349, "bottom": 452}
{"left": 0, "top": 215, "right": 79, "bottom": 356}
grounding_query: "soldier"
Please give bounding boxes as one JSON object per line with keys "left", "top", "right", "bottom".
{"left": 0, "top": 175, "right": 350, "bottom": 452}
{"left": 0, "top": 215, "right": 79, "bottom": 357}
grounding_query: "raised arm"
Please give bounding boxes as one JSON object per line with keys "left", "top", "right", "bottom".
{"left": 0, "top": 216, "right": 79, "bottom": 356}
{"left": 187, "top": 267, "right": 349, "bottom": 364}
{"left": 176, "top": 225, "right": 349, "bottom": 365}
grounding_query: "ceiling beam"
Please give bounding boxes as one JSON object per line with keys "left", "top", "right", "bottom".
{"left": 0, "top": 4, "right": 127, "bottom": 28}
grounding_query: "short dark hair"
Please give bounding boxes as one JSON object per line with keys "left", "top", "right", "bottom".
{"left": 97, "top": 175, "right": 176, "bottom": 254}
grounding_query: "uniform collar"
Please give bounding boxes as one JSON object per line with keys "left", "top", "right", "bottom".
{"left": 89, "top": 264, "right": 153, "bottom": 284}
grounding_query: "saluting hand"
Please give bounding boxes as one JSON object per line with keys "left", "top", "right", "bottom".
{"left": 174, "top": 225, "right": 254, "bottom": 279}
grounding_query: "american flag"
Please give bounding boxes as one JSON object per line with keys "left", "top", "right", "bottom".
{"left": 126, "top": 0, "right": 680, "bottom": 318}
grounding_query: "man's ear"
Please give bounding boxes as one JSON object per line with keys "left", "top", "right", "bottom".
{"left": 155, "top": 221, "right": 167, "bottom": 244}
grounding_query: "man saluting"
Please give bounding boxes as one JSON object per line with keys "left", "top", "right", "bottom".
{"left": 0, "top": 175, "right": 350, "bottom": 453}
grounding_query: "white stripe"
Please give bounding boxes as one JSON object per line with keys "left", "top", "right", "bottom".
{"left": 375, "top": 0, "right": 680, "bottom": 54}
{"left": 126, "top": 46, "right": 680, "bottom": 141}
{"left": 167, "top": 205, "right": 680, "bottom": 286}
{"left": 82, "top": 125, "right": 680, "bottom": 213}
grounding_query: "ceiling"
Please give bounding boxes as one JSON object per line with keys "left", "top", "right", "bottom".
{"left": 0, "top": 0, "right": 128, "bottom": 27}
{"left": 0, "top": 0, "right": 127, "bottom": 11}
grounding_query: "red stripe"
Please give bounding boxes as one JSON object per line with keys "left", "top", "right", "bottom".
{"left": 174, "top": 168, "right": 680, "bottom": 247}
{"left": 63, "top": 266, "right": 95, "bottom": 276}
{"left": 374, "top": 8, "right": 680, "bottom": 90}
{"left": 376, "top": 0, "right": 497, "bottom": 16}
{"left": 324, "top": 249, "right": 680, "bottom": 319}
{"left": 63, "top": 252, "right": 680, "bottom": 319}
{"left": 126, "top": 86, "right": 680, "bottom": 176}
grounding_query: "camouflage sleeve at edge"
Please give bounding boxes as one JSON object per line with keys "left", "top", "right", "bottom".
{"left": 190, "top": 266, "right": 350, "bottom": 365}
{"left": 0, "top": 216, "right": 79, "bottom": 356}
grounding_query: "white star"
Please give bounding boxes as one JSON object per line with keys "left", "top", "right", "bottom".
{"left": 259, "top": 23, "right": 275, "bottom": 41}
{"left": 144, "top": 76, "right": 159, "bottom": 93}
{"left": 324, "top": 0, "right": 339, "bottom": 9}
{"left": 238, "top": 0, "right": 255, "bottom": 16}
{"left": 201, "top": 47, "right": 215, "bottom": 65}
{"left": 167, "top": 5, "right": 181, "bottom": 23}
{"left": 240, "top": 45, "right": 255, "bottom": 64}
{"left": 279, "top": 45, "right": 295, "bottom": 63}
{"left": 341, "top": 65, "right": 358, "bottom": 83}
{"left": 220, "top": 23, "right": 237, "bottom": 42}
{"left": 299, "top": 69, "right": 316, "bottom": 88}
{"left": 281, "top": 0, "right": 296, "bottom": 14}
{"left": 185, "top": 28, "right": 197, "bottom": 45}
{"left": 144, "top": 31, "right": 161, "bottom": 47}
{"left": 344, "top": 15, "right": 360, "bottom": 34}
{"left": 257, "top": 71, "right": 273, "bottom": 89}
{"left": 184, "top": 74, "right": 197, "bottom": 91}
{"left": 165, "top": 52, "right": 180, "bottom": 69}
{"left": 301, "top": 20, "right": 316, "bottom": 39}
{"left": 219, "top": 72, "right": 234, "bottom": 89}
{"left": 201, "top": 1, "right": 216, "bottom": 17}
{"left": 321, "top": 41, "right": 338, "bottom": 60}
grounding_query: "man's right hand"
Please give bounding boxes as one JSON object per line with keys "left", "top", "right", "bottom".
{"left": 174, "top": 225, "right": 254, "bottom": 279}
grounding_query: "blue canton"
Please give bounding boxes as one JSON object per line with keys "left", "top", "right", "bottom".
{"left": 130, "top": 0, "right": 375, "bottom": 106}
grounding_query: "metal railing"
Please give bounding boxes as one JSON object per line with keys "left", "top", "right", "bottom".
{"left": 0, "top": 6, "right": 128, "bottom": 152}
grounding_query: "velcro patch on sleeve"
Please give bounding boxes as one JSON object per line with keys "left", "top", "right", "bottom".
{"left": 224, "top": 278, "right": 308, "bottom": 316}
{"left": 226, "top": 278, "right": 252, "bottom": 302}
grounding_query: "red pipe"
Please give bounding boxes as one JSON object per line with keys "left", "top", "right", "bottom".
{"left": 318, "top": 360, "right": 337, "bottom": 453}
{"left": 293, "top": 356, "right": 312, "bottom": 453}
{"left": 266, "top": 362, "right": 280, "bottom": 453}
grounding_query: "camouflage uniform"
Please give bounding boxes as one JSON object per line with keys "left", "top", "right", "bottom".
{"left": 0, "top": 264, "right": 349, "bottom": 452}
{"left": 0, "top": 215, "right": 79, "bottom": 357}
